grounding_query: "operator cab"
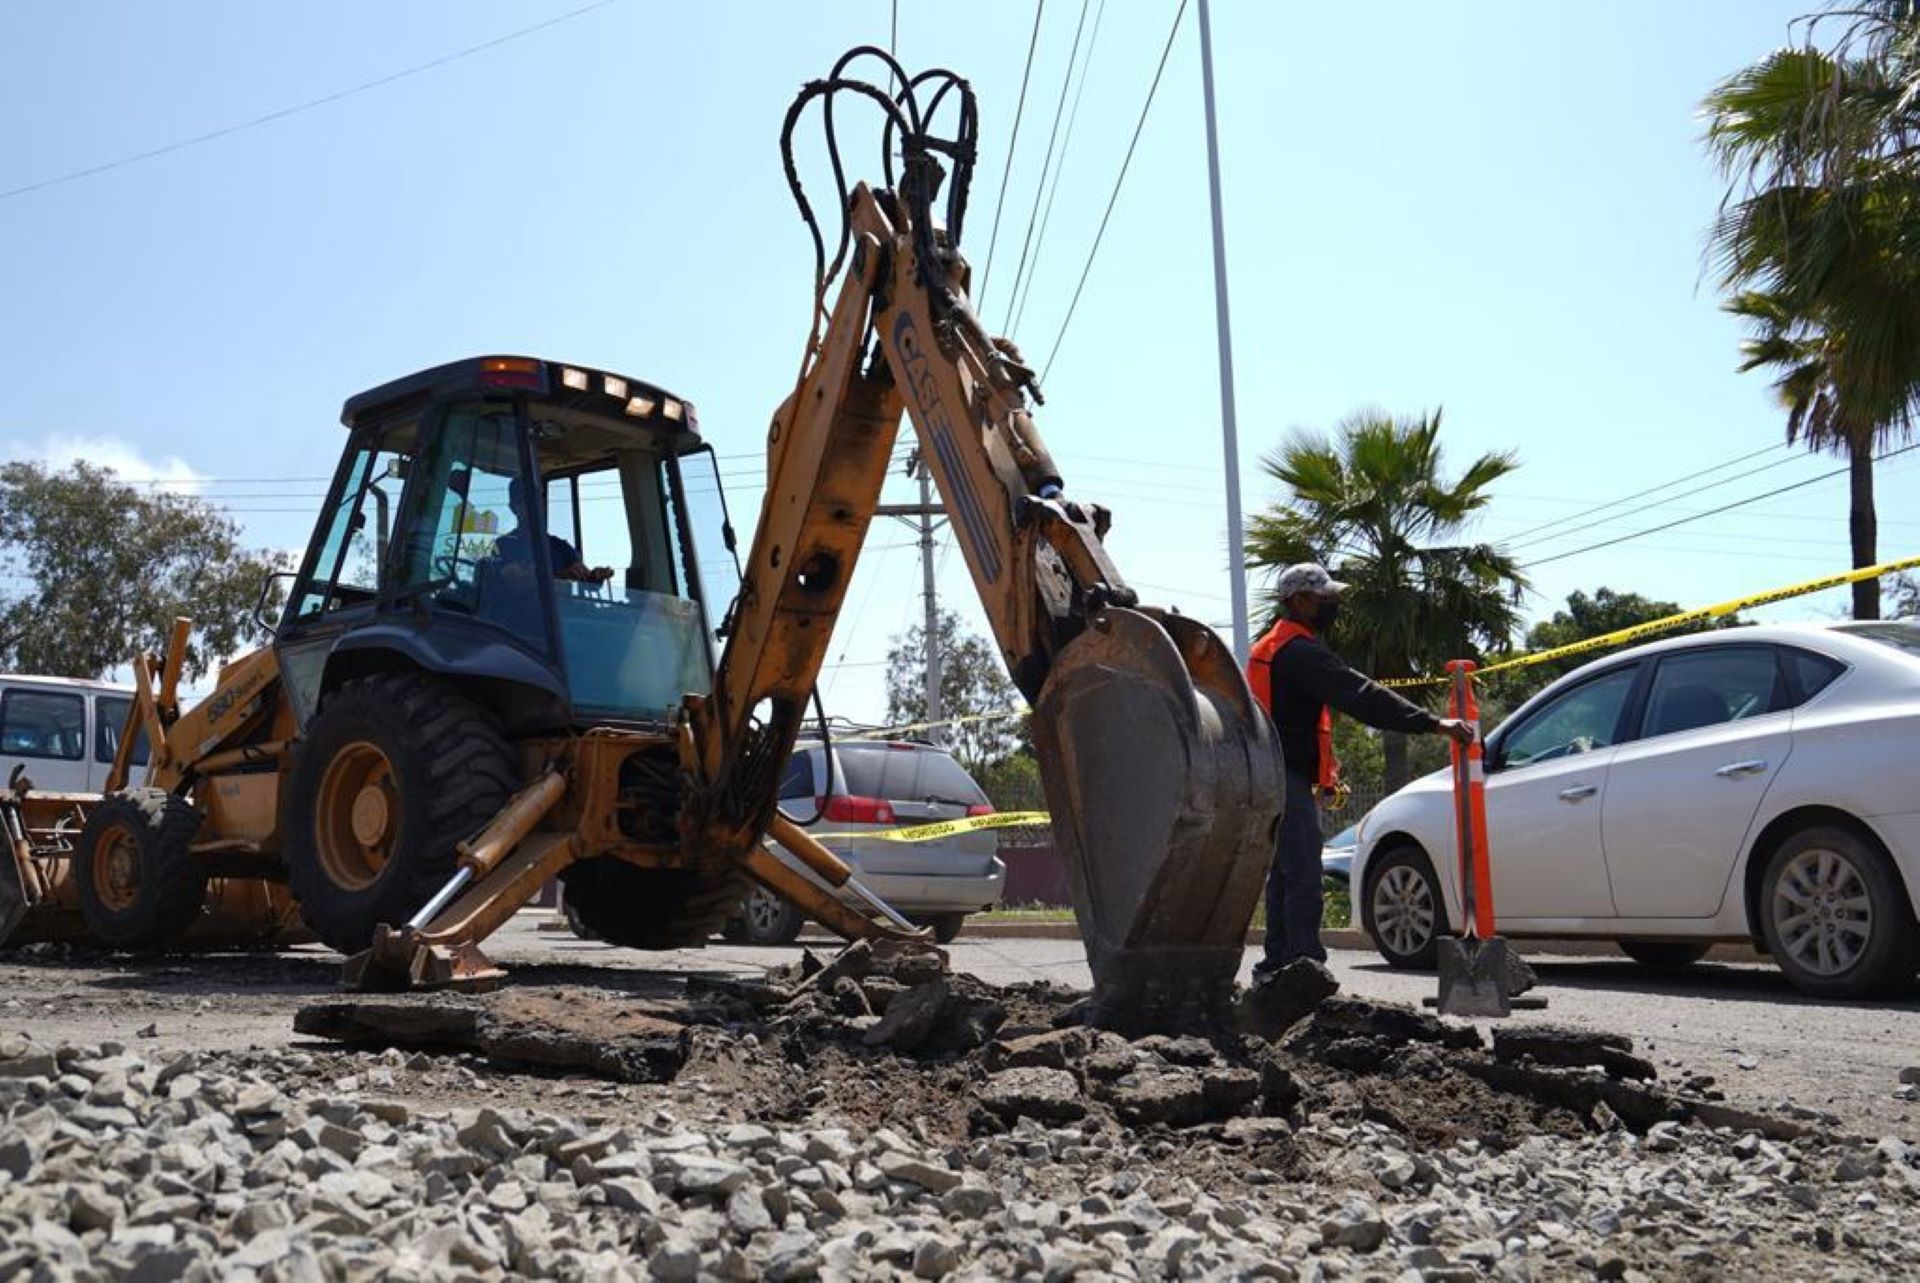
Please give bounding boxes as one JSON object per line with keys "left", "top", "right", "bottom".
{"left": 277, "top": 356, "right": 740, "bottom": 733}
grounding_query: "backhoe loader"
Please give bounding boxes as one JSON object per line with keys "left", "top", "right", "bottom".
{"left": 0, "top": 51, "right": 1282, "bottom": 1031}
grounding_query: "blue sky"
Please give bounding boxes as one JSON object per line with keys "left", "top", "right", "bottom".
{"left": 5, "top": 0, "right": 1912, "bottom": 716}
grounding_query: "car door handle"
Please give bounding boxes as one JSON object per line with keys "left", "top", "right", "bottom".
{"left": 1715, "top": 759, "right": 1769, "bottom": 778}
{"left": 1557, "top": 784, "right": 1598, "bottom": 802}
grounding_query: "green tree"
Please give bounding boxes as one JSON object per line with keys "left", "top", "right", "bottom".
{"left": 882, "top": 608, "right": 1024, "bottom": 771}
{"left": 1245, "top": 409, "right": 1526, "bottom": 791}
{"left": 0, "top": 461, "right": 287, "bottom": 682}
{"left": 1704, "top": 7, "right": 1920, "bottom": 619}
{"left": 1491, "top": 588, "right": 1688, "bottom": 707}
{"left": 1891, "top": 571, "right": 1919, "bottom": 616}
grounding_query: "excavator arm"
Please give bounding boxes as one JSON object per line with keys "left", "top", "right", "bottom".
{"left": 685, "top": 54, "right": 1283, "bottom": 1031}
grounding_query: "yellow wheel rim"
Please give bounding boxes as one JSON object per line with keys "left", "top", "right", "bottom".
{"left": 315, "top": 740, "right": 400, "bottom": 892}
{"left": 92, "top": 820, "right": 142, "bottom": 913}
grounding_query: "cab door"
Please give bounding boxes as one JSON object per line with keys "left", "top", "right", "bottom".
{"left": 274, "top": 423, "right": 414, "bottom": 729}
{"left": 1601, "top": 644, "right": 1793, "bottom": 918}
{"left": 1479, "top": 663, "right": 1641, "bottom": 922}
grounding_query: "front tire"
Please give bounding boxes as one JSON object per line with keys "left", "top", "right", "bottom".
{"left": 1758, "top": 824, "right": 1917, "bottom": 998}
{"left": 284, "top": 674, "right": 517, "bottom": 954}
{"left": 75, "top": 790, "right": 206, "bottom": 949}
{"left": 1363, "top": 843, "right": 1447, "bottom": 970}
{"left": 1619, "top": 941, "right": 1711, "bottom": 970}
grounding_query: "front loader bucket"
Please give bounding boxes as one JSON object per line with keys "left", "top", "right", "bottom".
{"left": 1033, "top": 607, "right": 1283, "bottom": 1034}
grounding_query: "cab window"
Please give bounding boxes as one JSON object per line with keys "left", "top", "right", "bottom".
{"left": 288, "top": 423, "right": 413, "bottom": 619}
{"left": 1497, "top": 667, "right": 1638, "bottom": 769}
{"left": 1639, "top": 646, "right": 1784, "bottom": 739}
{"left": 0, "top": 690, "right": 85, "bottom": 760}
{"left": 541, "top": 448, "right": 713, "bottom": 721}
{"left": 393, "top": 402, "right": 545, "bottom": 649}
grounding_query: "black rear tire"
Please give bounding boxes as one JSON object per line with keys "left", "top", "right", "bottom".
{"left": 284, "top": 673, "right": 517, "bottom": 954}
{"left": 1362, "top": 843, "right": 1447, "bottom": 970}
{"left": 560, "top": 860, "right": 747, "bottom": 950}
{"left": 927, "top": 913, "right": 966, "bottom": 944}
{"left": 1619, "top": 940, "right": 1711, "bottom": 969}
{"left": 75, "top": 789, "right": 206, "bottom": 949}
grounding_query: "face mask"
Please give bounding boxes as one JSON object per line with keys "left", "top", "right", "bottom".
{"left": 1311, "top": 600, "right": 1341, "bottom": 632}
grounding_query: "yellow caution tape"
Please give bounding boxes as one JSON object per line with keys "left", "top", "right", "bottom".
{"left": 802, "top": 810, "right": 1051, "bottom": 843}
{"left": 1379, "top": 553, "right": 1920, "bottom": 689}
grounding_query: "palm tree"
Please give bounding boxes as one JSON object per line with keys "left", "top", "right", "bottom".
{"left": 1723, "top": 289, "right": 1900, "bottom": 617}
{"left": 1704, "top": 8, "right": 1920, "bottom": 618}
{"left": 1245, "top": 409, "right": 1525, "bottom": 791}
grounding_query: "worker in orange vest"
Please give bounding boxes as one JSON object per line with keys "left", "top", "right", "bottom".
{"left": 1247, "top": 563, "right": 1475, "bottom": 983}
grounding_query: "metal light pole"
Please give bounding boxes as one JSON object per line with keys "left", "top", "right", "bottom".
{"left": 1196, "top": 0, "right": 1250, "bottom": 664}
{"left": 916, "top": 455, "right": 944, "bottom": 742}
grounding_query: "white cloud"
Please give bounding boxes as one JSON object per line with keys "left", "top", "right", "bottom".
{"left": 6, "top": 434, "right": 209, "bottom": 494}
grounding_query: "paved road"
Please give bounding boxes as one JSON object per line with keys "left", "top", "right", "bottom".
{"left": 499, "top": 917, "right": 1920, "bottom": 1140}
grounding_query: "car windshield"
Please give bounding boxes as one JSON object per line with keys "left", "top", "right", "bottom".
{"left": 1838, "top": 622, "right": 1920, "bottom": 658}
{"left": 1325, "top": 825, "right": 1357, "bottom": 848}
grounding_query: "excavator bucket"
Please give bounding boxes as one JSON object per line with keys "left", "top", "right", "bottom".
{"left": 1032, "top": 607, "right": 1284, "bottom": 1034}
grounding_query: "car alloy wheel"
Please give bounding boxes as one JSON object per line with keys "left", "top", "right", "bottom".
{"left": 1770, "top": 844, "right": 1873, "bottom": 977}
{"left": 745, "top": 887, "right": 789, "bottom": 936}
{"left": 1372, "top": 863, "right": 1436, "bottom": 960}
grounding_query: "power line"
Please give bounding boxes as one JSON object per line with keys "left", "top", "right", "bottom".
{"left": 1497, "top": 441, "right": 1793, "bottom": 546}
{"left": 1040, "top": 0, "right": 1190, "bottom": 384}
{"left": 1523, "top": 443, "right": 1920, "bottom": 569}
{"left": 1009, "top": 0, "right": 1109, "bottom": 338}
{"left": 1001, "top": 0, "right": 1094, "bottom": 333}
{"left": 1505, "top": 444, "right": 1808, "bottom": 551}
{"left": 0, "top": 0, "right": 619, "bottom": 203}
{"left": 975, "top": 0, "right": 1047, "bottom": 311}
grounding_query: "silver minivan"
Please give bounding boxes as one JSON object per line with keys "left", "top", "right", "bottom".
{"left": 727, "top": 738, "right": 1008, "bottom": 945}
{"left": 0, "top": 676, "right": 151, "bottom": 794}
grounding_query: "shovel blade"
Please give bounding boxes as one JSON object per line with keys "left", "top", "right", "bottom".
{"left": 1436, "top": 934, "right": 1513, "bottom": 1018}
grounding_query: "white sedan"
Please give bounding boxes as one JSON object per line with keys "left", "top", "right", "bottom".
{"left": 1352, "top": 621, "right": 1920, "bottom": 997}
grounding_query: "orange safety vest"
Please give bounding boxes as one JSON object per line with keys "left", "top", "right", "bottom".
{"left": 1247, "top": 619, "right": 1340, "bottom": 794}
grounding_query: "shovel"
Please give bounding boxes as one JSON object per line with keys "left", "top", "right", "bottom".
{"left": 1436, "top": 662, "right": 1512, "bottom": 1018}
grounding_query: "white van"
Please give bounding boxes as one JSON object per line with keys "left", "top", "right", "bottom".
{"left": 0, "top": 675, "right": 151, "bottom": 794}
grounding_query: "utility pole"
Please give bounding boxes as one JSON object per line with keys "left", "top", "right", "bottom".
{"left": 913, "top": 453, "right": 944, "bottom": 743}
{"left": 1196, "top": 0, "right": 1251, "bottom": 665}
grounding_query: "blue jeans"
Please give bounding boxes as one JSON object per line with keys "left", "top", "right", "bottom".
{"left": 1262, "top": 772, "right": 1326, "bottom": 967}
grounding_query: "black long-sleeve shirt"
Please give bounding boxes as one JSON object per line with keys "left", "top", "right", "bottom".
{"left": 1264, "top": 633, "right": 1440, "bottom": 783}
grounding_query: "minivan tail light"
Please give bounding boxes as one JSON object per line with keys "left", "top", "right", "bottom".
{"left": 966, "top": 804, "right": 995, "bottom": 817}
{"left": 818, "top": 795, "right": 896, "bottom": 825}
